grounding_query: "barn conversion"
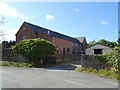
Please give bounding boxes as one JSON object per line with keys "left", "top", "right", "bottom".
{"left": 16, "top": 22, "right": 86, "bottom": 55}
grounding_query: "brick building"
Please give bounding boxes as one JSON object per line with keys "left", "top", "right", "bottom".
{"left": 76, "top": 37, "right": 87, "bottom": 54}
{"left": 16, "top": 22, "right": 84, "bottom": 55}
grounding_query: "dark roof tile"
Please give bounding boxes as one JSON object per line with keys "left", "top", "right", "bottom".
{"left": 25, "top": 22, "right": 81, "bottom": 44}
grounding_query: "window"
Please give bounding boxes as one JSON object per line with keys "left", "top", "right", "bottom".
{"left": 22, "top": 35, "right": 26, "bottom": 40}
{"left": 63, "top": 48, "right": 65, "bottom": 54}
{"left": 76, "top": 44, "right": 78, "bottom": 47}
{"left": 67, "top": 48, "right": 70, "bottom": 52}
{"left": 72, "top": 49, "right": 75, "bottom": 54}
{"left": 23, "top": 27, "right": 25, "bottom": 30}
{"left": 72, "top": 43, "right": 74, "bottom": 46}
{"left": 34, "top": 32, "right": 38, "bottom": 36}
{"left": 56, "top": 47, "right": 59, "bottom": 54}
{"left": 34, "top": 32, "right": 38, "bottom": 38}
{"left": 94, "top": 49, "right": 103, "bottom": 54}
{"left": 48, "top": 31, "right": 50, "bottom": 34}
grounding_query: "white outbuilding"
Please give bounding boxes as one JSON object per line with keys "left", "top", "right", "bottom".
{"left": 86, "top": 44, "right": 112, "bottom": 55}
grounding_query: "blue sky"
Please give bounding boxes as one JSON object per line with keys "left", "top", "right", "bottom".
{"left": 0, "top": 2, "right": 118, "bottom": 43}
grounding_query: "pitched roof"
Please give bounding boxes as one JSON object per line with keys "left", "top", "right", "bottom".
{"left": 75, "top": 37, "right": 85, "bottom": 43}
{"left": 25, "top": 22, "right": 82, "bottom": 44}
{"left": 86, "top": 43, "right": 113, "bottom": 49}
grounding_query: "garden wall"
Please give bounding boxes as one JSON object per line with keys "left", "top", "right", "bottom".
{"left": 2, "top": 49, "right": 81, "bottom": 64}
{"left": 81, "top": 54, "right": 108, "bottom": 69}
{"left": 2, "top": 49, "right": 28, "bottom": 63}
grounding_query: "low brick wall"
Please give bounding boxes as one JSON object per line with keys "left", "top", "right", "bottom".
{"left": 2, "top": 49, "right": 81, "bottom": 64}
{"left": 81, "top": 54, "right": 108, "bottom": 69}
{"left": 54, "top": 54, "right": 81, "bottom": 63}
{"left": 2, "top": 49, "right": 28, "bottom": 63}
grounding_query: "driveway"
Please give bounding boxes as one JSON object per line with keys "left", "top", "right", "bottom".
{"left": 0, "top": 65, "right": 118, "bottom": 88}
{"left": 44, "top": 60, "right": 81, "bottom": 70}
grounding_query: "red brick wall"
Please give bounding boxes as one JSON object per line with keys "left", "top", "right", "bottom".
{"left": 16, "top": 23, "right": 36, "bottom": 43}
{"left": 81, "top": 39, "right": 87, "bottom": 53}
{"left": 52, "top": 36, "right": 73, "bottom": 54}
{"left": 16, "top": 23, "right": 81, "bottom": 55}
{"left": 16, "top": 23, "right": 52, "bottom": 43}
{"left": 34, "top": 31, "right": 52, "bottom": 42}
{"left": 72, "top": 43, "right": 81, "bottom": 54}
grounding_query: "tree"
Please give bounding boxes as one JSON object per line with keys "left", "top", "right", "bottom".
{"left": 12, "top": 38, "right": 56, "bottom": 67}
{"left": 117, "top": 39, "right": 120, "bottom": 46}
{"left": 98, "top": 39, "right": 117, "bottom": 48}
{"left": 2, "top": 40, "right": 16, "bottom": 49}
{"left": 0, "top": 16, "right": 6, "bottom": 25}
{"left": 2, "top": 41, "right": 9, "bottom": 49}
{"left": 0, "top": 16, "right": 6, "bottom": 42}
{"left": 88, "top": 40, "right": 96, "bottom": 47}
{"left": 9, "top": 40, "right": 16, "bottom": 47}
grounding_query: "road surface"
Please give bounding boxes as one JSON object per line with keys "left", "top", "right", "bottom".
{"left": 0, "top": 66, "right": 118, "bottom": 88}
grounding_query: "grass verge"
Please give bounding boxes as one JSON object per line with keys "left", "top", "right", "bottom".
{"left": 0, "top": 61, "right": 32, "bottom": 68}
{"left": 0, "top": 61, "right": 55, "bottom": 68}
{"left": 75, "top": 67, "right": 120, "bottom": 80}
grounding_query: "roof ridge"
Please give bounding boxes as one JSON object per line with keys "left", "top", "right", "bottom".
{"left": 24, "top": 22, "right": 82, "bottom": 44}
{"left": 25, "top": 22, "right": 77, "bottom": 39}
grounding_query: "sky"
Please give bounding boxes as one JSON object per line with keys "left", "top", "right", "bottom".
{"left": 0, "top": 2, "right": 118, "bottom": 43}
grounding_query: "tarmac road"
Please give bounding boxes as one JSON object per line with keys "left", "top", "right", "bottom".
{"left": 0, "top": 66, "right": 118, "bottom": 88}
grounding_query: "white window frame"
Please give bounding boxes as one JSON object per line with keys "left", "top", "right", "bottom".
{"left": 22, "top": 35, "right": 26, "bottom": 40}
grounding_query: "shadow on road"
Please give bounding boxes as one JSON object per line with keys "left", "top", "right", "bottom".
{"left": 41, "top": 60, "right": 81, "bottom": 71}
{"left": 44, "top": 65, "right": 77, "bottom": 70}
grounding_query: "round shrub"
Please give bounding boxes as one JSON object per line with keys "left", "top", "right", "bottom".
{"left": 12, "top": 38, "right": 56, "bottom": 67}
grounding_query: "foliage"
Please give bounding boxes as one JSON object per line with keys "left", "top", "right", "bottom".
{"left": 94, "top": 46, "right": 120, "bottom": 71}
{"left": 87, "top": 40, "right": 96, "bottom": 47}
{"left": 2, "top": 40, "right": 16, "bottom": 48}
{"left": 117, "top": 39, "right": 120, "bottom": 46}
{"left": 97, "top": 39, "right": 117, "bottom": 48}
{"left": 2, "top": 41, "right": 8, "bottom": 43}
{"left": 75, "top": 67, "right": 86, "bottom": 71}
{"left": 88, "top": 39, "right": 117, "bottom": 48}
{"left": 113, "top": 46, "right": 120, "bottom": 51}
{"left": 94, "top": 54, "right": 107, "bottom": 63}
{"left": 0, "top": 61, "right": 32, "bottom": 67}
{"left": 75, "top": 67, "right": 120, "bottom": 80}
{"left": 12, "top": 38, "right": 56, "bottom": 67}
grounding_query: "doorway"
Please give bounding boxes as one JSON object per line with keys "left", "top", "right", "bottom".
{"left": 94, "top": 49, "right": 103, "bottom": 54}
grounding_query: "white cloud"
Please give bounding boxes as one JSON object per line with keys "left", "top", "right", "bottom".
{"left": 101, "top": 21, "right": 109, "bottom": 25}
{"left": 0, "top": 2, "right": 28, "bottom": 20}
{"left": 45, "top": 15, "right": 55, "bottom": 20}
{"left": 4, "top": 28, "right": 18, "bottom": 41}
{"left": 74, "top": 8, "right": 79, "bottom": 12}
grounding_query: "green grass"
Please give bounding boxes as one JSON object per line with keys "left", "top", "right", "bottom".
{"left": 75, "top": 67, "right": 120, "bottom": 80}
{"left": 0, "top": 61, "right": 32, "bottom": 67}
{"left": 0, "top": 61, "right": 55, "bottom": 68}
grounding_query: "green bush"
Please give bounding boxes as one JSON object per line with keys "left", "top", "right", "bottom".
{"left": 94, "top": 47, "right": 120, "bottom": 71}
{"left": 12, "top": 38, "right": 56, "bottom": 67}
{"left": 94, "top": 54, "right": 107, "bottom": 63}
{"left": 86, "top": 67, "right": 94, "bottom": 72}
{"left": 114, "top": 46, "right": 120, "bottom": 51}
{"left": 75, "top": 67, "right": 86, "bottom": 71}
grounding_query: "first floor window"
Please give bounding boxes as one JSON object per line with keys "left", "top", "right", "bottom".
{"left": 76, "top": 44, "right": 78, "bottom": 47}
{"left": 22, "top": 35, "right": 26, "bottom": 40}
